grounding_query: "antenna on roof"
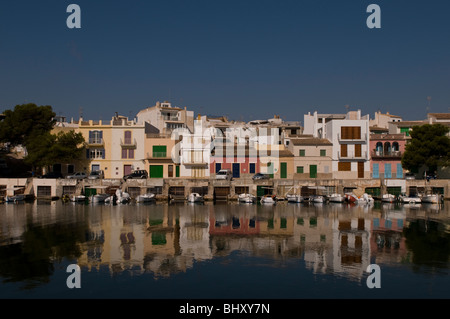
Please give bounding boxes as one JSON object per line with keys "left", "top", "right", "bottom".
{"left": 426, "top": 96, "right": 431, "bottom": 115}
{"left": 344, "top": 104, "right": 350, "bottom": 113}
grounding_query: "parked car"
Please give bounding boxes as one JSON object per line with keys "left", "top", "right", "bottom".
{"left": 40, "top": 171, "right": 64, "bottom": 179}
{"left": 123, "top": 170, "right": 148, "bottom": 181}
{"left": 215, "top": 169, "right": 233, "bottom": 181}
{"left": 88, "top": 170, "right": 104, "bottom": 180}
{"left": 405, "top": 172, "right": 416, "bottom": 180}
{"left": 252, "top": 173, "right": 270, "bottom": 180}
{"left": 66, "top": 172, "right": 87, "bottom": 179}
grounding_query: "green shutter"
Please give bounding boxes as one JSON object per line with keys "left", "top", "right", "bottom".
{"left": 320, "top": 150, "right": 326, "bottom": 156}
{"left": 152, "top": 145, "right": 167, "bottom": 157}
{"left": 176, "top": 165, "right": 180, "bottom": 177}
{"left": 281, "top": 162, "right": 287, "bottom": 178}
{"left": 310, "top": 165, "right": 317, "bottom": 178}
{"left": 299, "top": 149, "right": 305, "bottom": 156}
{"left": 297, "top": 166, "right": 304, "bottom": 173}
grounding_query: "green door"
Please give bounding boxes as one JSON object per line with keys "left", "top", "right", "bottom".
{"left": 149, "top": 165, "right": 164, "bottom": 178}
{"left": 257, "top": 186, "right": 265, "bottom": 198}
{"left": 309, "top": 165, "right": 317, "bottom": 178}
{"left": 176, "top": 165, "right": 180, "bottom": 177}
{"left": 280, "top": 162, "right": 287, "bottom": 179}
{"left": 84, "top": 187, "right": 97, "bottom": 196}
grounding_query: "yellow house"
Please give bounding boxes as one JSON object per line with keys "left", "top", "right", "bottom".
{"left": 289, "top": 137, "right": 333, "bottom": 179}
{"left": 78, "top": 114, "right": 146, "bottom": 179}
{"left": 144, "top": 133, "right": 180, "bottom": 178}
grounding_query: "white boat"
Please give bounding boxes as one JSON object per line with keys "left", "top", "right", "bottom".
{"left": 312, "top": 195, "right": 324, "bottom": 203}
{"left": 105, "top": 189, "right": 131, "bottom": 204}
{"left": 136, "top": 193, "right": 156, "bottom": 203}
{"left": 91, "top": 193, "right": 110, "bottom": 203}
{"left": 89, "top": 186, "right": 110, "bottom": 204}
{"left": 238, "top": 193, "right": 256, "bottom": 203}
{"left": 4, "top": 194, "right": 25, "bottom": 203}
{"left": 328, "top": 193, "right": 345, "bottom": 203}
{"left": 70, "top": 195, "right": 87, "bottom": 202}
{"left": 188, "top": 192, "right": 204, "bottom": 203}
{"left": 357, "top": 193, "right": 374, "bottom": 204}
{"left": 286, "top": 194, "right": 303, "bottom": 203}
{"left": 421, "top": 194, "right": 441, "bottom": 204}
{"left": 381, "top": 194, "right": 396, "bottom": 203}
{"left": 260, "top": 194, "right": 276, "bottom": 204}
{"left": 398, "top": 194, "right": 421, "bottom": 204}
{"left": 117, "top": 191, "right": 131, "bottom": 204}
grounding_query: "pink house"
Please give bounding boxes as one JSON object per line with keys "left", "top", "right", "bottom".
{"left": 210, "top": 145, "right": 260, "bottom": 179}
{"left": 369, "top": 134, "right": 408, "bottom": 178}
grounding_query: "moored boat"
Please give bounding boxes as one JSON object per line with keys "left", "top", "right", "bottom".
{"left": 328, "top": 193, "right": 345, "bottom": 203}
{"left": 91, "top": 193, "right": 110, "bottom": 203}
{"left": 344, "top": 193, "right": 358, "bottom": 203}
{"left": 286, "top": 194, "right": 303, "bottom": 203}
{"left": 398, "top": 194, "right": 421, "bottom": 204}
{"left": 312, "top": 195, "right": 325, "bottom": 203}
{"left": 381, "top": 193, "right": 396, "bottom": 203}
{"left": 421, "top": 194, "right": 442, "bottom": 204}
{"left": 238, "top": 193, "right": 256, "bottom": 203}
{"left": 357, "top": 193, "right": 374, "bottom": 204}
{"left": 70, "top": 195, "right": 87, "bottom": 202}
{"left": 136, "top": 193, "right": 156, "bottom": 203}
{"left": 4, "top": 194, "right": 25, "bottom": 203}
{"left": 260, "top": 194, "right": 276, "bottom": 204}
{"left": 188, "top": 192, "right": 204, "bottom": 203}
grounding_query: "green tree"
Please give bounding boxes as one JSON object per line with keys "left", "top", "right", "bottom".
{"left": 49, "top": 130, "right": 86, "bottom": 165}
{"left": 401, "top": 124, "right": 450, "bottom": 173}
{"left": 24, "top": 130, "right": 86, "bottom": 172}
{"left": 0, "top": 103, "right": 55, "bottom": 147}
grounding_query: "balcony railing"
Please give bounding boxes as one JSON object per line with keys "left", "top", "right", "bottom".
{"left": 120, "top": 138, "right": 137, "bottom": 148}
{"left": 152, "top": 152, "right": 167, "bottom": 158}
{"left": 162, "top": 116, "right": 180, "bottom": 121}
{"left": 371, "top": 150, "right": 402, "bottom": 158}
{"left": 338, "top": 151, "right": 367, "bottom": 160}
{"left": 88, "top": 138, "right": 104, "bottom": 145}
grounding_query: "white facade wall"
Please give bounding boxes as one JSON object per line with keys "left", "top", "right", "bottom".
{"left": 304, "top": 111, "right": 370, "bottom": 179}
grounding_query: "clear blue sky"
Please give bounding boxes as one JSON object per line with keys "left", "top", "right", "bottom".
{"left": 1, "top": 0, "right": 450, "bottom": 123}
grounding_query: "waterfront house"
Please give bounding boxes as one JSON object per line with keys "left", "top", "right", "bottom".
{"left": 369, "top": 133, "right": 407, "bottom": 179}
{"left": 287, "top": 136, "right": 333, "bottom": 179}
{"left": 144, "top": 122, "right": 180, "bottom": 179}
{"left": 136, "top": 101, "right": 194, "bottom": 135}
{"left": 79, "top": 114, "right": 146, "bottom": 179}
{"left": 304, "top": 110, "right": 371, "bottom": 179}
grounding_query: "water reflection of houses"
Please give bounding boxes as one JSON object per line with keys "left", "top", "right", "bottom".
{"left": 74, "top": 202, "right": 445, "bottom": 281}
{"left": 370, "top": 205, "right": 407, "bottom": 265}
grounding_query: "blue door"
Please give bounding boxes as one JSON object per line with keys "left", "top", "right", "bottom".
{"left": 215, "top": 163, "right": 221, "bottom": 173}
{"left": 373, "top": 164, "right": 379, "bottom": 178}
{"left": 384, "top": 164, "right": 391, "bottom": 178}
{"left": 396, "top": 163, "right": 403, "bottom": 178}
{"left": 232, "top": 163, "right": 240, "bottom": 178}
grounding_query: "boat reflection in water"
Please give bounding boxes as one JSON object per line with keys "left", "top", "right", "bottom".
{"left": 0, "top": 200, "right": 448, "bottom": 298}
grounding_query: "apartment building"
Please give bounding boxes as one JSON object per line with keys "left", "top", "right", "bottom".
{"left": 304, "top": 110, "right": 370, "bottom": 179}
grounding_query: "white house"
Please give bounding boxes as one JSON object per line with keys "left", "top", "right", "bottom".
{"left": 304, "top": 110, "right": 370, "bottom": 179}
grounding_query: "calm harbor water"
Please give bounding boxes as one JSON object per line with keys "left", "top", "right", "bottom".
{"left": 0, "top": 199, "right": 449, "bottom": 299}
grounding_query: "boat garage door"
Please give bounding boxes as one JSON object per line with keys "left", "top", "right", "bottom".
{"left": 150, "top": 165, "right": 164, "bottom": 178}
{"left": 37, "top": 186, "right": 51, "bottom": 197}
{"left": 169, "top": 186, "right": 185, "bottom": 198}
{"left": 214, "top": 187, "right": 230, "bottom": 200}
